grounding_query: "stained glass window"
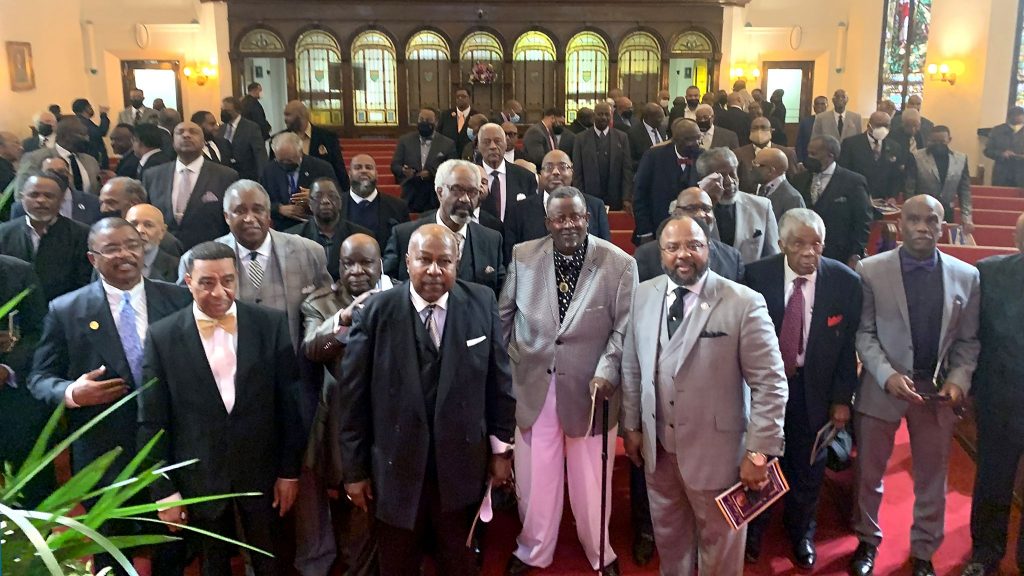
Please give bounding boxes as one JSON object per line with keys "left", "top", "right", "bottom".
{"left": 565, "top": 32, "right": 608, "bottom": 122}
{"left": 618, "top": 31, "right": 662, "bottom": 108}
{"left": 879, "top": 0, "right": 932, "bottom": 109}
{"left": 352, "top": 30, "right": 398, "bottom": 126}
{"left": 512, "top": 31, "right": 557, "bottom": 122}
{"left": 240, "top": 28, "right": 284, "bottom": 54}
{"left": 461, "top": 32, "right": 504, "bottom": 120}
{"left": 296, "top": 30, "right": 343, "bottom": 125}
{"left": 1012, "top": 5, "right": 1024, "bottom": 106}
{"left": 406, "top": 31, "right": 450, "bottom": 124}
{"left": 513, "top": 31, "right": 556, "bottom": 62}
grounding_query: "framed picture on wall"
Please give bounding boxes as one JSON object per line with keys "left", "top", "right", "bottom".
{"left": 6, "top": 42, "right": 35, "bottom": 92}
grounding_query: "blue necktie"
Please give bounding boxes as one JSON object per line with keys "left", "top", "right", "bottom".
{"left": 288, "top": 172, "right": 298, "bottom": 194}
{"left": 118, "top": 292, "right": 144, "bottom": 385}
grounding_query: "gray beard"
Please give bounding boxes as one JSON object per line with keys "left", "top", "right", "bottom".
{"left": 350, "top": 180, "right": 375, "bottom": 196}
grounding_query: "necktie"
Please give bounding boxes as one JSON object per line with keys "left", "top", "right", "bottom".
{"left": 196, "top": 314, "right": 237, "bottom": 339}
{"left": 837, "top": 114, "right": 845, "bottom": 137}
{"left": 490, "top": 170, "right": 501, "bottom": 219}
{"left": 206, "top": 142, "right": 219, "bottom": 162}
{"left": 779, "top": 277, "right": 807, "bottom": 377}
{"left": 225, "top": 122, "right": 234, "bottom": 143}
{"left": 423, "top": 304, "right": 441, "bottom": 348}
{"left": 134, "top": 110, "right": 141, "bottom": 125}
{"left": 118, "top": 292, "right": 144, "bottom": 385}
{"left": 248, "top": 251, "right": 264, "bottom": 291}
{"left": 197, "top": 314, "right": 237, "bottom": 412}
{"left": 810, "top": 175, "right": 823, "bottom": 204}
{"left": 68, "top": 153, "right": 84, "bottom": 191}
{"left": 667, "top": 287, "right": 688, "bottom": 338}
{"left": 174, "top": 168, "right": 192, "bottom": 223}
{"left": 871, "top": 138, "right": 882, "bottom": 161}
{"left": 288, "top": 172, "right": 298, "bottom": 194}
{"left": 546, "top": 129, "right": 555, "bottom": 152}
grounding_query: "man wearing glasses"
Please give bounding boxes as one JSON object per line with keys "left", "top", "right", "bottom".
{"left": 500, "top": 186, "right": 637, "bottom": 576}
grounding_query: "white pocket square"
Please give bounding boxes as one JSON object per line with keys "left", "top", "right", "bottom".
{"left": 467, "top": 336, "right": 487, "bottom": 347}
{"left": 201, "top": 191, "right": 218, "bottom": 203}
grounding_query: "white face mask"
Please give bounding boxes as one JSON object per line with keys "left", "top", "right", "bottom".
{"left": 870, "top": 126, "right": 889, "bottom": 141}
{"left": 750, "top": 129, "right": 772, "bottom": 146}
{"left": 659, "top": 99, "right": 670, "bottom": 108}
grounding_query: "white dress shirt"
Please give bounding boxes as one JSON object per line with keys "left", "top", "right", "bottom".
{"left": 484, "top": 161, "right": 508, "bottom": 220}
{"left": 56, "top": 144, "right": 92, "bottom": 194}
{"left": 350, "top": 189, "right": 379, "bottom": 204}
{"left": 784, "top": 260, "right": 817, "bottom": 367}
{"left": 138, "top": 148, "right": 160, "bottom": 169}
{"left": 435, "top": 210, "right": 468, "bottom": 255}
{"left": 593, "top": 126, "right": 610, "bottom": 138}
{"left": 237, "top": 232, "right": 273, "bottom": 277}
{"left": 194, "top": 301, "right": 238, "bottom": 413}
{"left": 760, "top": 173, "right": 787, "bottom": 197}
{"left": 644, "top": 121, "right": 663, "bottom": 145}
{"left": 664, "top": 271, "right": 708, "bottom": 323}
{"left": 172, "top": 156, "right": 205, "bottom": 220}
{"left": 700, "top": 126, "right": 716, "bottom": 149}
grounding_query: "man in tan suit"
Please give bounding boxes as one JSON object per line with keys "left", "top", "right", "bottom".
{"left": 499, "top": 186, "right": 637, "bottom": 576}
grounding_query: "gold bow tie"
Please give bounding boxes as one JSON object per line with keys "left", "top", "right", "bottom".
{"left": 197, "top": 314, "right": 237, "bottom": 338}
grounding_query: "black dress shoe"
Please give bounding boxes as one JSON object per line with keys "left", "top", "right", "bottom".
{"left": 505, "top": 555, "right": 534, "bottom": 576}
{"left": 911, "top": 557, "right": 936, "bottom": 576}
{"left": 600, "top": 559, "right": 621, "bottom": 576}
{"left": 960, "top": 562, "right": 994, "bottom": 576}
{"left": 793, "top": 538, "right": 816, "bottom": 569}
{"left": 632, "top": 533, "right": 655, "bottom": 566}
{"left": 848, "top": 541, "right": 877, "bottom": 576}
{"left": 745, "top": 534, "right": 762, "bottom": 564}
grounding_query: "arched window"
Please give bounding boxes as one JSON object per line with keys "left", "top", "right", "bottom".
{"left": 352, "top": 30, "right": 398, "bottom": 126}
{"left": 669, "top": 30, "right": 714, "bottom": 97}
{"left": 1014, "top": 6, "right": 1024, "bottom": 106}
{"left": 879, "top": 0, "right": 932, "bottom": 108}
{"left": 512, "top": 31, "right": 557, "bottom": 122}
{"left": 295, "top": 30, "right": 343, "bottom": 125}
{"left": 564, "top": 32, "right": 609, "bottom": 122}
{"left": 618, "top": 31, "right": 662, "bottom": 110}
{"left": 461, "top": 31, "right": 504, "bottom": 114}
{"left": 240, "top": 28, "right": 284, "bottom": 54}
{"left": 406, "top": 30, "right": 451, "bottom": 124}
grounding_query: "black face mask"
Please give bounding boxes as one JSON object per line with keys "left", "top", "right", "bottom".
{"left": 621, "top": 110, "right": 633, "bottom": 120}
{"left": 927, "top": 143, "right": 949, "bottom": 155}
{"left": 37, "top": 124, "right": 53, "bottom": 137}
{"left": 417, "top": 121, "right": 434, "bottom": 138}
{"left": 278, "top": 161, "right": 299, "bottom": 172}
{"left": 220, "top": 110, "right": 235, "bottom": 124}
{"left": 803, "top": 157, "right": 824, "bottom": 173}
{"left": 553, "top": 124, "right": 565, "bottom": 135}
{"left": 580, "top": 119, "right": 594, "bottom": 129}
{"left": 100, "top": 210, "right": 121, "bottom": 219}
{"left": 717, "top": 96, "right": 728, "bottom": 106}
{"left": 686, "top": 99, "right": 700, "bottom": 110}
{"left": 696, "top": 120, "right": 712, "bottom": 132}
{"left": 131, "top": 99, "right": 145, "bottom": 109}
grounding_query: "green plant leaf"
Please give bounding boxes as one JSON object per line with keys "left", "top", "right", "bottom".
{"left": 0, "top": 503, "right": 64, "bottom": 575}
{"left": 124, "top": 516, "right": 273, "bottom": 557}
{"left": 51, "top": 535, "right": 180, "bottom": 564}
{"left": 0, "top": 181, "right": 14, "bottom": 216}
{"left": 19, "top": 509, "right": 140, "bottom": 575}
{"left": 83, "top": 433, "right": 166, "bottom": 521}
{"left": 36, "top": 448, "right": 121, "bottom": 513}
{"left": 0, "top": 286, "right": 32, "bottom": 320}
{"left": 107, "top": 491, "right": 263, "bottom": 518}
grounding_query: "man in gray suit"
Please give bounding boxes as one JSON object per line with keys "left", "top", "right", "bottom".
{"left": 219, "top": 96, "right": 268, "bottom": 181}
{"left": 22, "top": 117, "right": 102, "bottom": 195}
{"left": 500, "top": 186, "right": 637, "bottom": 576}
{"left": 522, "top": 108, "right": 564, "bottom": 166}
{"left": 695, "top": 104, "right": 740, "bottom": 150}
{"left": 696, "top": 147, "right": 779, "bottom": 264}
{"left": 849, "top": 195, "right": 981, "bottom": 576}
{"left": 621, "top": 214, "right": 788, "bottom": 575}
{"left": 749, "top": 147, "right": 806, "bottom": 223}
{"left": 572, "top": 102, "right": 633, "bottom": 211}
{"left": 906, "top": 125, "right": 973, "bottom": 234}
{"left": 118, "top": 88, "right": 160, "bottom": 126}
{"left": 812, "top": 89, "right": 863, "bottom": 142}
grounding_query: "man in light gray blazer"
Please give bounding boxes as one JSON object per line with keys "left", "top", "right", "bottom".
{"left": 812, "top": 89, "right": 863, "bottom": 142}
{"left": 906, "top": 125, "right": 973, "bottom": 234}
{"left": 849, "top": 195, "right": 981, "bottom": 576}
{"left": 621, "top": 215, "right": 788, "bottom": 575}
{"left": 499, "top": 186, "right": 637, "bottom": 576}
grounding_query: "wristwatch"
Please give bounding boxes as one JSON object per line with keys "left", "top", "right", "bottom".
{"left": 745, "top": 450, "right": 768, "bottom": 466}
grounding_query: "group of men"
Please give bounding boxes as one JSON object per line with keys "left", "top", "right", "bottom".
{"left": 0, "top": 81, "right": 1022, "bottom": 576}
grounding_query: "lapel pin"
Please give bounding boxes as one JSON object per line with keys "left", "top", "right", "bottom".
{"left": 89, "top": 320, "right": 100, "bottom": 330}
{"left": 700, "top": 302, "right": 710, "bottom": 311}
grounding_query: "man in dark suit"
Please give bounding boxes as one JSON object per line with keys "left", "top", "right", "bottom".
{"left": 191, "top": 110, "right": 235, "bottom": 168}
{"left": 983, "top": 107, "right": 1024, "bottom": 188}
{"left": 890, "top": 108, "right": 927, "bottom": 153}
{"left": 892, "top": 96, "right": 934, "bottom": 148}
{"left": 125, "top": 203, "right": 180, "bottom": 282}
{"left": 504, "top": 150, "right": 610, "bottom": 262}
{"left": 436, "top": 87, "right": 479, "bottom": 153}
{"left": 11, "top": 153, "right": 102, "bottom": 225}
{"left": 567, "top": 108, "right": 594, "bottom": 134}
{"left": 262, "top": 131, "right": 336, "bottom": 230}
{"left": 29, "top": 218, "right": 192, "bottom": 575}
{"left": 695, "top": 104, "right": 740, "bottom": 151}
{"left": 796, "top": 96, "right": 829, "bottom": 163}
{"left": 0, "top": 131, "right": 22, "bottom": 193}
{"left": 139, "top": 241, "right": 305, "bottom": 576}
{"left": 963, "top": 215, "right": 1024, "bottom": 576}
{"left": 72, "top": 98, "right": 111, "bottom": 168}
{"left": 0, "top": 171, "right": 92, "bottom": 301}
{"left": 574, "top": 102, "right": 633, "bottom": 211}
{"left": 715, "top": 92, "right": 753, "bottom": 147}
{"left": 132, "top": 124, "right": 175, "bottom": 180}
{"left": 241, "top": 82, "right": 272, "bottom": 141}
{"left": 747, "top": 147, "right": 806, "bottom": 223}
{"left": 736, "top": 117, "right": 801, "bottom": 194}
{"left": 286, "top": 178, "right": 373, "bottom": 281}
{"left": 339, "top": 223, "right": 516, "bottom": 576}
{"left": 142, "top": 121, "right": 239, "bottom": 250}
{"left": 220, "top": 96, "right": 269, "bottom": 182}
{"left": 280, "top": 100, "right": 349, "bottom": 191}
{"left": 612, "top": 96, "right": 634, "bottom": 131}
{"left": 501, "top": 121, "right": 529, "bottom": 164}
{"left": 22, "top": 110, "right": 57, "bottom": 153}
{"left": 343, "top": 154, "right": 411, "bottom": 250}
{"left": 157, "top": 108, "right": 180, "bottom": 152}
{"left": 391, "top": 108, "right": 458, "bottom": 213}
{"left": 632, "top": 118, "right": 703, "bottom": 244}
{"left": 110, "top": 123, "right": 140, "bottom": 178}
{"left": 523, "top": 108, "right": 564, "bottom": 166}
{"left": 478, "top": 123, "right": 538, "bottom": 222}
{"left": 742, "top": 208, "right": 862, "bottom": 569}
{"left": 627, "top": 102, "right": 667, "bottom": 167}
{"left": 384, "top": 160, "right": 505, "bottom": 295}
{"left": 794, "top": 135, "right": 873, "bottom": 268}
{"left": 838, "top": 111, "right": 909, "bottom": 201}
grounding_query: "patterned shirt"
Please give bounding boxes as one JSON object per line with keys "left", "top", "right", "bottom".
{"left": 553, "top": 238, "right": 588, "bottom": 322}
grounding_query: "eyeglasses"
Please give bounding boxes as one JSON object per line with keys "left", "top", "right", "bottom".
{"left": 91, "top": 239, "right": 145, "bottom": 257}
{"left": 505, "top": 132, "right": 519, "bottom": 139}
{"left": 445, "top": 185, "right": 481, "bottom": 199}
{"left": 541, "top": 162, "right": 572, "bottom": 174}
{"left": 546, "top": 214, "right": 588, "bottom": 227}
{"left": 660, "top": 241, "right": 707, "bottom": 256}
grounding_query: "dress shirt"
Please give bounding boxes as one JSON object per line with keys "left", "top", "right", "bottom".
{"left": 593, "top": 126, "right": 610, "bottom": 139}
{"left": 138, "top": 149, "right": 160, "bottom": 169}
{"left": 484, "top": 160, "right": 508, "bottom": 218}
{"left": 664, "top": 271, "right": 707, "bottom": 323}
{"left": 504, "top": 150, "right": 516, "bottom": 164}
{"left": 783, "top": 260, "right": 816, "bottom": 366}
{"left": 834, "top": 111, "right": 846, "bottom": 129}
{"left": 172, "top": 156, "right": 205, "bottom": 219}
{"left": 24, "top": 216, "right": 55, "bottom": 253}
{"left": 39, "top": 134, "right": 55, "bottom": 149}
{"left": 236, "top": 232, "right": 272, "bottom": 274}
{"left": 60, "top": 188, "right": 74, "bottom": 219}
{"left": 644, "top": 121, "right": 663, "bottom": 145}
{"left": 419, "top": 136, "right": 432, "bottom": 167}
{"left": 194, "top": 301, "right": 238, "bottom": 412}
{"left": 226, "top": 114, "right": 241, "bottom": 142}
{"left": 700, "top": 126, "right": 715, "bottom": 149}
{"left": 56, "top": 144, "right": 92, "bottom": 194}
{"left": 434, "top": 210, "right": 467, "bottom": 255}
{"left": 203, "top": 140, "right": 221, "bottom": 162}
{"left": 684, "top": 108, "right": 698, "bottom": 120}
{"left": 300, "top": 124, "right": 313, "bottom": 155}
{"left": 350, "top": 189, "right": 379, "bottom": 205}
{"left": 760, "top": 174, "right": 787, "bottom": 197}
{"left": 142, "top": 245, "right": 159, "bottom": 277}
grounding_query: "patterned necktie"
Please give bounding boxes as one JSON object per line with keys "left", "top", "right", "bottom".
{"left": 423, "top": 304, "right": 441, "bottom": 348}
{"left": 225, "top": 122, "right": 234, "bottom": 143}
{"left": 779, "top": 277, "right": 807, "bottom": 377}
{"left": 667, "top": 287, "right": 687, "bottom": 338}
{"left": 837, "top": 114, "right": 845, "bottom": 137}
{"left": 810, "top": 175, "right": 823, "bottom": 205}
{"left": 134, "top": 110, "right": 142, "bottom": 125}
{"left": 68, "top": 153, "right": 84, "bottom": 191}
{"left": 289, "top": 172, "right": 298, "bottom": 194}
{"left": 118, "top": 291, "right": 144, "bottom": 385}
{"left": 174, "top": 168, "right": 192, "bottom": 223}
{"left": 248, "top": 251, "right": 264, "bottom": 291}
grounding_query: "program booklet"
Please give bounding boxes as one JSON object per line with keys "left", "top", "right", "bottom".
{"left": 715, "top": 458, "right": 790, "bottom": 530}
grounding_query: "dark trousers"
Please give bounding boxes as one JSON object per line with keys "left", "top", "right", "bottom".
{"left": 0, "top": 385, "right": 54, "bottom": 508}
{"left": 748, "top": 371, "right": 828, "bottom": 546}
{"left": 329, "top": 489, "right": 379, "bottom": 575}
{"left": 629, "top": 462, "right": 654, "bottom": 539}
{"left": 376, "top": 465, "right": 477, "bottom": 576}
{"left": 93, "top": 517, "right": 189, "bottom": 576}
{"left": 969, "top": 415, "right": 1024, "bottom": 568}
{"left": 190, "top": 495, "right": 282, "bottom": 576}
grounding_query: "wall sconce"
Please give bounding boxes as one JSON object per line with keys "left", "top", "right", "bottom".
{"left": 927, "top": 62, "right": 957, "bottom": 85}
{"left": 730, "top": 66, "right": 760, "bottom": 81}
{"left": 183, "top": 62, "right": 217, "bottom": 86}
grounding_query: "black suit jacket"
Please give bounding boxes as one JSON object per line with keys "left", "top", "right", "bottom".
{"left": 612, "top": 113, "right": 632, "bottom": 132}
{"left": 743, "top": 255, "right": 862, "bottom": 430}
{"left": 11, "top": 189, "right": 102, "bottom": 226}
{"left": 148, "top": 249, "right": 180, "bottom": 282}
{"left": 340, "top": 193, "right": 411, "bottom": 251}
{"left": 78, "top": 114, "right": 110, "bottom": 168}
{"left": 974, "top": 254, "right": 1024, "bottom": 436}
{"left": 796, "top": 115, "right": 816, "bottom": 162}
{"left": 503, "top": 191, "right": 610, "bottom": 263}
{"left": 136, "top": 149, "right": 175, "bottom": 179}
{"left": 383, "top": 213, "right": 505, "bottom": 295}
{"left": 627, "top": 121, "right": 666, "bottom": 166}
{"left": 572, "top": 128, "right": 634, "bottom": 210}
{"left": 219, "top": 117, "right": 267, "bottom": 182}
{"left": 261, "top": 155, "right": 337, "bottom": 230}
{"left": 0, "top": 216, "right": 92, "bottom": 301}
{"left": 28, "top": 280, "right": 192, "bottom": 479}
{"left": 240, "top": 95, "right": 272, "bottom": 141}
{"left": 337, "top": 280, "right": 515, "bottom": 529}
{"left": 437, "top": 107, "right": 479, "bottom": 152}
{"left": 632, "top": 144, "right": 701, "bottom": 240}
{"left": 793, "top": 165, "right": 874, "bottom": 263}
{"left": 716, "top": 107, "right": 753, "bottom": 146}
{"left": 837, "top": 133, "right": 909, "bottom": 200}
{"left": 390, "top": 131, "right": 458, "bottom": 213}
{"left": 22, "top": 135, "right": 45, "bottom": 153}
{"left": 272, "top": 125, "right": 348, "bottom": 191}
{"left": 115, "top": 151, "right": 140, "bottom": 178}
{"left": 0, "top": 157, "right": 14, "bottom": 193}
{"left": 634, "top": 237, "right": 744, "bottom": 283}
{"left": 142, "top": 159, "right": 239, "bottom": 250}
{"left": 479, "top": 161, "right": 539, "bottom": 221}
{"left": 285, "top": 218, "right": 374, "bottom": 281}
{"left": 139, "top": 301, "right": 304, "bottom": 520}
{"left": 203, "top": 136, "right": 235, "bottom": 169}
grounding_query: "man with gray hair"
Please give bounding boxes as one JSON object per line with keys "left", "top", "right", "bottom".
{"left": 98, "top": 177, "right": 147, "bottom": 216}
{"left": 262, "top": 131, "right": 336, "bottom": 230}
{"left": 696, "top": 146, "right": 779, "bottom": 263}
{"left": 501, "top": 185, "right": 637, "bottom": 576}
{"left": 742, "top": 208, "right": 863, "bottom": 568}
{"left": 11, "top": 151, "right": 101, "bottom": 224}
{"left": 695, "top": 103, "right": 739, "bottom": 150}
{"left": 22, "top": 110, "right": 58, "bottom": 152}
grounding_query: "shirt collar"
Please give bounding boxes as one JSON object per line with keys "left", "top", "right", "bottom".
{"left": 410, "top": 282, "right": 450, "bottom": 310}
{"left": 593, "top": 126, "right": 609, "bottom": 137}
{"left": 230, "top": 115, "right": 241, "bottom": 129}
{"left": 899, "top": 246, "right": 939, "bottom": 272}
{"left": 819, "top": 161, "right": 837, "bottom": 177}
{"left": 55, "top": 143, "right": 73, "bottom": 159}
{"left": 144, "top": 245, "right": 159, "bottom": 268}
{"left": 764, "top": 174, "right": 787, "bottom": 192}
{"left": 238, "top": 232, "right": 273, "bottom": 259}
{"left": 139, "top": 149, "right": 160, "bottom": 164}
{"left": 350, "top": 189, "right": 379, "bottom": 204}
{"left": 101, "top": 277, "right": 145, "bottom": 301}
{"left": 783, "top": 258, "right": 818, "bottom": 287}
{"left": 302, "top": 123, "right": 313, "bottom": 140}
{"left": 175, "top": 155, "right": 205, "bottom": 173}
{"left": 25, "top": 214, "right": 57, "bottom": 232}
{"left": 485, "top": 160, "right": 507, "bottom": 176}
{"left": 436, "top": 210, "right": 468, "bottom": 239}
{"left": 193, "top": 301, "right": 237, "bottom": 323}
{"left": 668, "top": 270, "right": 708, "bottom": 298}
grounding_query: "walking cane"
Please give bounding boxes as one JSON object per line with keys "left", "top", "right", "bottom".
{"left": 598, "top": 396, "right": 610, "bottom": 574}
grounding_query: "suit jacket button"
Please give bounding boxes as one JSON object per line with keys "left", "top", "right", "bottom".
{"left": 546, "top": 369, "right": 552, "bottom": 374}
{"left": 669, "top": 400, "right": 674, "bottom": 406}
{"left": 555, "top": 339, "right": 563, "bottom": 345}
{"left": 669, "top": 423, "right": 675, "bottom": 428}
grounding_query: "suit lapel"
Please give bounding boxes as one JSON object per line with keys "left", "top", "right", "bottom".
{"left": 805, "top": 260, "right": 831, "bottom": 361}
{"left": 436, "top": 285, "right": 468, "bottom": 416}
{"left": 183, "top": 163, "right": 212, "bottom": 222}
{"left": 884, "top": 250, "right": 912, "bottom": 332}
{"left": 733, "top": 195, "right": 751, "bottom": 249}
{"left": 458, "top": 226, "right": 475, "bottom": 278}
{"left": 557, "top": 240, "right": 598, "bottom": 336}
{"left": 269, "top": 231, "right": 291, "bottom": 304}
{"left": 233, "top": 305, "right": 257, "bottom": 414}
{"left": 936, "top": 252, "right": 959, "bottom": 361}
{"left": 177, "top": 307, "right": 225, "bottom": 413}
{"left": 672, "top": 272, "right": 724, "bottom": 377}
{"left": 537, "top": 239, "right": 560, "bottom": 326}
{"left": 85, "top": 282, "right": 132, "bottom": 384}
{"left": 762, "top": 257, "right": 786, "bottom": 329}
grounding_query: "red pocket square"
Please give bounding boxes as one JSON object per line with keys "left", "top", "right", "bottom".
{"left": 827, "top": 315, "right": 843, "bottom": 328}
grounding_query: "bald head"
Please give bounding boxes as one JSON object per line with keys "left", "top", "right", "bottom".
{"left": 615, "top": 97, "right": 633, "bottom": 114}
{"left": 126, "top": 203, "right": 167, "bottom": 249}
{"left": 907, "top": 94, "right": 923, "bottom": 111}
{"left": 643, "top": 102, "right": 665, "bottom": 126}
{"left": 173, "top": 121, "right": 204, "bottom": 161}
{"left": 158, "top": 108, "right": 181, "bottom": 131}
{"left": 468, "top": 113, "right": 489, "bottom": 133}
{"left": 1016, "top": 212, "right": 1024, "bottom": 252}
{"left": 0, "top": 131, "right": 22, "bottom": 162}
{"left": 755, "top": 147, "right": 789, "bottom": 174}
{"left": 868, "top": 110, "right": 891, "bottom": 130}
{"left": 727, "top": 92, "right": 743, "bottom": 107}
{"left": 284, "top": 100, "right": 310, "bottom": 132}
{"left": 339, "top": 232, "right": 382, "bottom": 296}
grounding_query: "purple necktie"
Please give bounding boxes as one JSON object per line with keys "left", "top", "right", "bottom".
{"left": 779, "top": 277, "right": 807, "bottom": 378}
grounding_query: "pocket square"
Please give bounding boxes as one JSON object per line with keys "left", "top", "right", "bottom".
{"left": 484, "top": 266, "right": 495, "bottom": 275}
{"left": 833, "top": 197, "right": 848, "bottom": 203}
{"left": 827, "top": 314, "right": 843, "bottom": 328}
{"left": 516, "top": 193, "right": 526, "bottom": 201}
{"left": 467, "top": 336, "right": 487, "bottom": 347}
{"left": 201, "top": 191, "right": 218, "bottom": 203}
{"left": 699, "top": 330, "right": 727, "bottom": 338}
{"left": 752, "top": 229, "right": 763, "bottom": 238}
